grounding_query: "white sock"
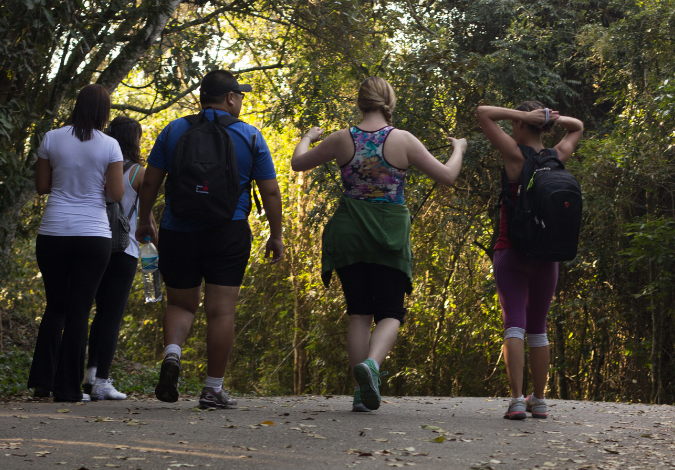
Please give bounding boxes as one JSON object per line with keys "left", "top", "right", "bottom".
{"left": 164, "top": 344, "right": 181, "bottom": 358}
{"left": 367, "top": 358, "right": 379, "bottom": 371}
{"left": 85, "top": 367, "right": 97, "bottom": 384}
{"left": 205, "top": 376, "right": 223, "bottom": 392}
{"left": 94, "top": 377, "right": 109, "bottom": 386}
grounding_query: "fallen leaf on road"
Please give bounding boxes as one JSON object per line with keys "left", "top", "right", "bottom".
{"left": 15, "top": 415, "right": 29, "bottom": 419}
{"left": 56, "top": 409, "right": 70, "bottom": 413}
{"left": 55, "top": 462, "right": 68, "bottom": 465}
{"left": 113, "top": 446, "right": 128, "bottom": 449}
{"left": 178, "top": 441, "right": 188, "bottom": 444}
{"left": 260, "top": 421, "right": 275, "bottom": 426}
{"left": 373, "top": 438, "right": 389, "bottom": 442}
{"left": 248, "top": 425, "right": 260, "bottom": 429}
{"left": 508, "top": 433, "right": 527, "bottom": 437}
{"left": 421, "top": 425, "right": 440, "bottom": 431}
{"left": 222, "top": 425, "right": 239, "bottom": 428}
{"left": 428, "top": 436, "right": 445, "bottom": 443}
{"left": 490, "top": 460, "right": 501, "bottom": 464}
{"left": 390, "top": 432, "right": 406, "bottom": 434}
{"left": 103, "top": 465, "right": 119, "bottom": 468}
{"left": 237, "top": 455, "right": 252, "bottom": 459}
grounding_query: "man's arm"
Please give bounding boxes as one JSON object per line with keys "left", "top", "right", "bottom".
{"left": 135, "top": 164, "right": 166, "bottom": 244}
{"left": 256, "top": 177, "right": 283, "bottom": 264}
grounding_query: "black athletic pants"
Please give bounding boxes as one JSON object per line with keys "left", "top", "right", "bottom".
{"left": 28, "top": 235, "right": 111, "bottom": 401}
{"left": 87, "top": 252, "right": 138, "bottom": 379}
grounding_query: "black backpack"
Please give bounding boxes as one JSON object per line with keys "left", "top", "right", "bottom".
{"left": 167, "top": 110, "right": 260, "bottom": 221}
{"left": 499, "top": 145, "right": 583, "bottom": 261}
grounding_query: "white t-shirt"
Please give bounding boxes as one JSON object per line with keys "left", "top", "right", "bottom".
{"left": 37, "top": 126, "right": 123, "bottom": 237}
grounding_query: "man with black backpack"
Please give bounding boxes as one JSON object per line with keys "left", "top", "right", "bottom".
{"left": 136, "top": 70, "right": 283, "bottom": 408}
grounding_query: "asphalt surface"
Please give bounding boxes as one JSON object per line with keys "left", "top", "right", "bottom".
{"left": 1, "top": 395, "right": 674, "bottom": 469}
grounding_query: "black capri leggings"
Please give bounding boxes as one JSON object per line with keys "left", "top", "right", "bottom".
{"left": 87, "top": 252, "right": 138, "bottom": 379}
{"left": 28, "top": 235, "right": 111, "bottom": 401}
{"left": 335, "top": 262, "right": 408, "bottom": 324}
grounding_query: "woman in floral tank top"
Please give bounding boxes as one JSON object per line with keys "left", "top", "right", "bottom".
{"left": 292, "top": 77, "right": 467, "bottom": 413}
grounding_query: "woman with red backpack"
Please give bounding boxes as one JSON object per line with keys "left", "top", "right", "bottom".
{"left": 477, "top": 101, "right": 583, "bottom": 419}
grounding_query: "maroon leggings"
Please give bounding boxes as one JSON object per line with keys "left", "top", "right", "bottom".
{"left": 493, "top": 249, "right": 558, "bottom": 335}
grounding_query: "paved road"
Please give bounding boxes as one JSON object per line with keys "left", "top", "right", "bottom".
{"left": 1, "top": 395, "right": 674, "bottom": 469}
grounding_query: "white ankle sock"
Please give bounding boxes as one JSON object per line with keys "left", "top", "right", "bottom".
{"left": 367, "top": 358, "right": 379, "bottom": 371}
{"left": 205, "top": 376, "right": 223, "bottom": 392}
{"left": 164, "top": 344, "right": 182, "bottom": 358}
{"left": 85, "top": 367, "right": 97, "bottom": 383}
{"left": 94, "top": 377, "right": 109, "bottom": 386}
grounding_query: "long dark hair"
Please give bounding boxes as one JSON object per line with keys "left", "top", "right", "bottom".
{"left": 70, "top": 84, "right": 111, "bottom": 142}
{"left": 106, "top": 116, "right": 142, "bottom": 164}
{"left": 515, "top": 100, "right": 555, "bottom": 133}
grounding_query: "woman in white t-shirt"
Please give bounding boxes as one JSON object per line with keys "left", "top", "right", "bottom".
{"left": 84, "top": 116, "right": 150, "bottom": 401}
{"left": 27, "top": 84, "right": 124, "bottom": 402}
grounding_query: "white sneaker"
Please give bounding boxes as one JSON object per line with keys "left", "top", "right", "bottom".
{"left": 82, "top": 393, "right": 91, "bottom": 402}
{"left": 91, "top": 379, "right": 127, "bottom": 400}
{"left": 503, "top": 396, "right": 527, "bottom": 420}
{"left": 525, "top": 393, "right": 547, "bottom": 419}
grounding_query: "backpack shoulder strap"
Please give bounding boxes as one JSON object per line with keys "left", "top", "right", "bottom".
{"left": 183, "top": 114, "right": 201, "bottom": 126}
{"left": 247, "top": 130, "right": 262, "bottom": 215}
{"left": 517, "top": 144, "right": 538, "bottom": 159}
{"left": 215, "top": 114, "right": 241, "bottom": 128}
{"left": 122, "top": 160, "right": 135, "bottom": 173}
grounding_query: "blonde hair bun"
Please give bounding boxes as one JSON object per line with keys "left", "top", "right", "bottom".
{"left": 357, "top": 77, "right": 397, "bottom": 125}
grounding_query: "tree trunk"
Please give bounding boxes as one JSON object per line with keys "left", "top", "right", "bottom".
{"left": 649, "top": 261, "right": 663, "bottom": 403}
{"left": 554, "top": 267, "right": 568, "bottom": 399}
{"left": 291, "top": 172, "right": 310, "bottom": 395}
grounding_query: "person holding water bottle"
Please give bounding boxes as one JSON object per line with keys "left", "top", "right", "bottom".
{"left": 140, "top": 237, "right": 162, "bottom": 302}
{"left": 83, "top": 117, "right": 154, "bottom": 400}
{"left": 136, "top": 70, "right": 284, "bottom": 408}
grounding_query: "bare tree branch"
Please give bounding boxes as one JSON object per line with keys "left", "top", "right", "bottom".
{"left": 406, "top": 0, "right": 437, "bottom": 36}
{"left": 111, "top": 63, "right": 286, "bottom": 114}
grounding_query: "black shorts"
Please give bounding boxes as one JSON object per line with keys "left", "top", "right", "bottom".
{"left": 335, "top": 262, "right": 408, "bottom": 324}
{"left": 158, "top": 220, "right": 252, "bottom": 289}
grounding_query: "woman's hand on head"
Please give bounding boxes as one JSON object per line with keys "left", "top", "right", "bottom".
{"left": 526, "top": 108, "right": 560, "bottom": 127}
{"left": 304, "top": 126, "right": 325, "bottom": 143}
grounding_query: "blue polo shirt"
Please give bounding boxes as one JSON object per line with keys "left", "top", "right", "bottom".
{"left": 147, "top": 109, "right": 276, "bottom": 232}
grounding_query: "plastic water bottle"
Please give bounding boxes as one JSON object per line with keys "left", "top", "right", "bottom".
{"left": 140, "top": 237, "right": 162, "bottom": 303}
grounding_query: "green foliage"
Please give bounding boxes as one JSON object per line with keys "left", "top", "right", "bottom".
{"left": 0, "top": 347, "right": 32, "bottom": 396}
{"left": 3, "top": 0, "right": 675, "bottom": 404}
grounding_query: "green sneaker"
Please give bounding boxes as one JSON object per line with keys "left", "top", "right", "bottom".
{"left": 352, "top": 389, "right": 370, "bottom": 412}
{"left": 353, "top": 359, "right": 387, "bottom": 411}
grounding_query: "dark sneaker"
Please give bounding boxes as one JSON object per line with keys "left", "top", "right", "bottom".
{"left": 353, "top": 359, "right": 387, "bottom": 411}
{"left": 33, "top": 387, "right": 52, "bottom": 398}
{"left": 199, "top": 387, "right": 237, "bottom": 409}
{"left": 155, "top": 353, "right": 181, "bottom": 403}
{"left": 352, "top": 389, "right": 370, "bottom": 412}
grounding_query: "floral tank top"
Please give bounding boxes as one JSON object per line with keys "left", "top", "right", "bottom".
{"left": 340, "top": 126, "right": 407, "bottom": 204}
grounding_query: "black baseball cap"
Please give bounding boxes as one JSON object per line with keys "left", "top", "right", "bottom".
{"left": 200, "top": 79, "right": 252, "bottom": 97}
